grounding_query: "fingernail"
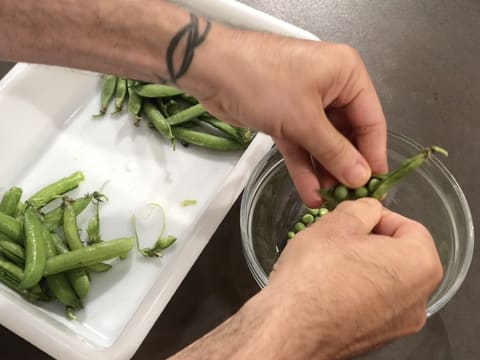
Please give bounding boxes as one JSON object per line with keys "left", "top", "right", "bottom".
{"left": 344, "top": 159, "right": 370, "bottom": 186}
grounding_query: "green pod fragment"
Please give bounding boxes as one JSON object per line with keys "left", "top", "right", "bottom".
{"left": 85, "top": 262, "right": 112, "bottom": 273}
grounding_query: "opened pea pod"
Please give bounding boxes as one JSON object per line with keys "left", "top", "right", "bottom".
{"left": 287, "top": 146, "right": 448, "bottom": 239}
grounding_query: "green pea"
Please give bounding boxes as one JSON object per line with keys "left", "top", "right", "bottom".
{"left": 319, "top": 208, "right": 329, "bottom": 216}
{"left": 314, "top": 216, "right": 321, "bottom": 222}
{"left": 294, "top": 222, "right": 306, "bottom": 233}
{"left": 367, "top": 178, "right": 381, "bottom": 193}
{"left": 287, "top": 231, "right": 295, "bottom": 239}
{"left": 307, "top": 208, "right": 319, "bottom": 216}
{"left": 302, "top": 213, "right": 315, "bottom": 225}
{"left": 333, "top": 185, "right": 349, "bottom": 201}
{"left": 354, "top": 187, "right": 369, "bottom": 199}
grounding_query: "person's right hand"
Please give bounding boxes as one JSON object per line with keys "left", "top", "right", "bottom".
{"left": 253, "top": 198, "right": 443, "bottom": 360}
{"left": 184, "top": 26, "right": 388, "bottom": 208}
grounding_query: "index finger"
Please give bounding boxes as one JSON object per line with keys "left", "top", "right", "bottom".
{"left": 344, "top": 86, "right": 388, "bottom": 175}
{"left": 374, "top": 208, "right": 431, "bottom": 240}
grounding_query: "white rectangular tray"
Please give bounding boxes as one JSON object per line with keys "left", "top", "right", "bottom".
{"left": 0, "top": 1, "right": 317, "bottom": 359}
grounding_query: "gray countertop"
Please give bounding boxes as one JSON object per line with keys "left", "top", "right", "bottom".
{"left": 1, "top": 0, "right": 479, "bottom": 359}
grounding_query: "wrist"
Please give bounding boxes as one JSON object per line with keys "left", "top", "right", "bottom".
{"left": 237, "top": 287, "right": 336, "bottom": 360}
{"left": 177, "top": 22, "right": 239, "bottom": 98}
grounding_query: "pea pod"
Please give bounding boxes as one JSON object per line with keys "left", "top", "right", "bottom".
{"left": 200, "top": 115, "right": 252, "bottom": 144}
{"left": 86, "top": 195, "right": 107, "bottom": 245}
{"left": 127, "top": 79, "right": 143, "bottom": 119}
{"left": 43, "top": 228, "right": 82, "bottom": 311}
{"left": 0, "top": 187, "right": 23, "bottom": 216}
{"left": 166, "top": 103, "right": 206, "bottom": 126}
{"left": 63, "top": 201, "right": 90, "bottom": 299}
{"left": 111, "top": 78, "right": 127, "bottom": 114}
{"left": 51, "top": 230, "right": 111, "bottom": 273}
{"left": 26, "top": 171, "right": 85, "bottom": 209}
{"left": 133, "top": 83, "right": 183, "bottom": 98}
{"left": 20, "top": 206, "right": 46, "bottom": 289}
{"left": 172, "top": 127, "right": 249, "bottom": 151}
{"left": 43, "top": 237, "right": 134, "bottom": 276}
{"left": 144, "top": 101, "right": 175, "bottom": 147}
{"left": 93, "top": 75, "right": 118, "bottom": 117}
{"left": 370, "top": 146, "right": 448, "bottom": 199}
{"left": 317, "top": 146, "right": 448, "bottom": 210}
{"left": 0, "top": 259, "right": 42, "bottom": 301}
{"left": 0, "top": 239, "right": 25, "bottom": 267}
{"left": 0, "top": 212, "right": 23, "bottom": 244}
{"left": 43, "top": 194, "right": 93, "bottom": 231}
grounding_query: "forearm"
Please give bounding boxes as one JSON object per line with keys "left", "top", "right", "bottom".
{"left": 169, "top": 289, "right": 332, "bottom": 360}
{"left": 0, "top": 0, "right": 219, "bottom": 94}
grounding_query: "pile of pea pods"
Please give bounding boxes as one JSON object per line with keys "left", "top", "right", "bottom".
{"left": 287, "top": 146, "right": 448, "bottom": 240}
{"left": 94, "top": 75, "right": 253, "bottom": 151}
{"left": 0, "top": 172, "right": 174, "bottom": 319}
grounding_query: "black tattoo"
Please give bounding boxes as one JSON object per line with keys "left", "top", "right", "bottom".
{"left": 166, "top": 13, "right": 211, "bottom": 84}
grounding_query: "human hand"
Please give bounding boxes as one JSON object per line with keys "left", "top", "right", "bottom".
{"left": 185, "top": 26, "right": 387, "bottom": 208}
{"left": 257, "top": 198, "right": 442, "bottom": 360}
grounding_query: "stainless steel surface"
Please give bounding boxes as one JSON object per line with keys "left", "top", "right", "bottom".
{"left": 0, "top": 0, "right": 479, "bottom": 358}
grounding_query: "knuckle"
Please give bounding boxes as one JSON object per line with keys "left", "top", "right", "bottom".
{"left": 334, "top": 200, "right": 370, "bottom": 230}
{"left": 335, "top": 43, "right": 363, "bottom": 67}
{"left": 319, "top": 135, "right": 349, "bottom": 164}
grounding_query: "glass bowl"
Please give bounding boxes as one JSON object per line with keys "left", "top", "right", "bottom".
{"left": 240, "top": 131, "right": 474, "bottom": 317}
